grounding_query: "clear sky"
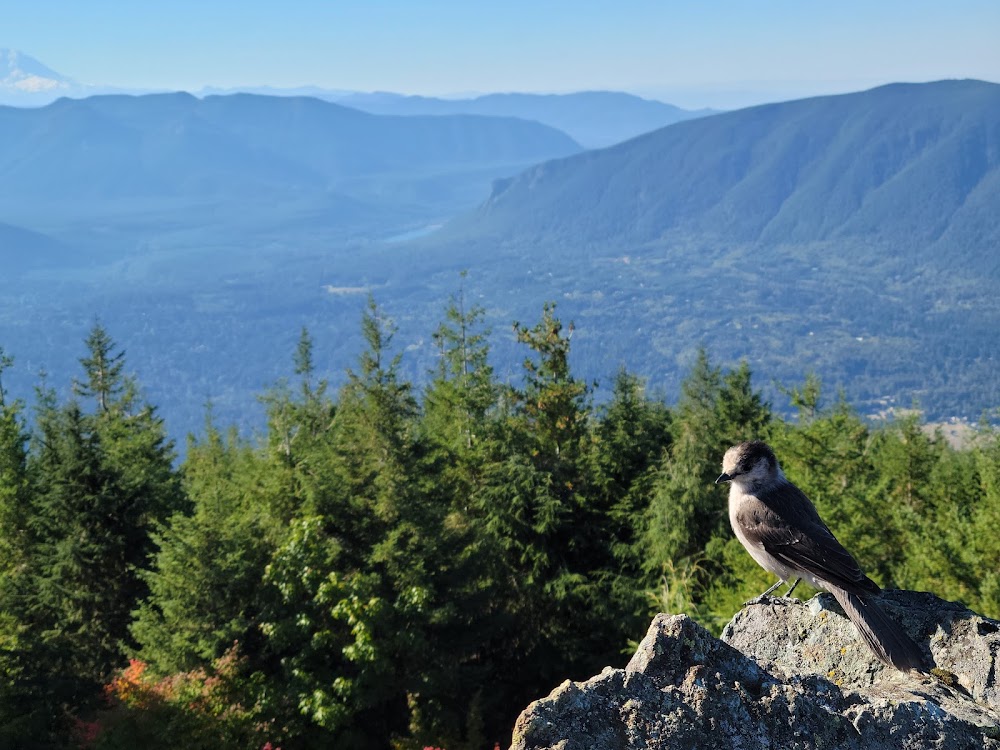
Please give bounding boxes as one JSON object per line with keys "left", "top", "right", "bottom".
{"left": 5, "top": 0, "right": 1000, "bottom": 108}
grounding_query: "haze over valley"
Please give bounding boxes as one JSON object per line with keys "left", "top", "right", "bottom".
{"left": 1, "top": 47, "right": 999, "bottom": 442}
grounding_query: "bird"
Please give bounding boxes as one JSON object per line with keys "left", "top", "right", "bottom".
{"left": 716, "top": 440, "right": 925, "bottom": 672}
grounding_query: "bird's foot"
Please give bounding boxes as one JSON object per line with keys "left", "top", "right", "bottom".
{"left": 744, "top": 578, "right": 801, "bottom": 607}
{"left": 744, "top": 593, "right": 798, "bottom": 608}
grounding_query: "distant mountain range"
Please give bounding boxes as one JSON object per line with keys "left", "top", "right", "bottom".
{"left": 0, "top": 92, "right": 580, "bottom": 211}
{"left": 325, "top": 91, "right": 717, "bottom": 148}
{"left": 1, "top": 78, "right": 998, "bottom": 441}
{"left": 197, "top": 87, "right": 716, "bottom": 148}
{"left": 1, "top": 50, "right": 713, "bottom": 148}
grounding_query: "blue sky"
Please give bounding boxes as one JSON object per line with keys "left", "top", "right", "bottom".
{"left": 5, "top": 0, "right": 1000, "bottom": 107}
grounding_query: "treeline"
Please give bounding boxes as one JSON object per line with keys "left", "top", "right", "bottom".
{"left": 0, "top": 294, "right": 998, "bottom": 749}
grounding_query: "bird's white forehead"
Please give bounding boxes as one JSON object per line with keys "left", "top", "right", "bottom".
{"left": 722, "top": 445, "right": 745, "bottom": 474}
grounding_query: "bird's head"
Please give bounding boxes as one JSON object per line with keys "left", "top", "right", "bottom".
{"left": 716, "top": 440, "right": 780, "bottom": 486}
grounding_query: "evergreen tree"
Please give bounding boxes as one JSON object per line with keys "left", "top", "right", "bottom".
{"left": 74, "top": 323, "right": 125, "bottom": 413}
{"left": 769, "top": 378, "right": 880, "bottom": 571}
{"left": 969, "top": 429, "right": 1000, "bottom": 617}
{"left": 644, "top": 352, "right": 770, "bottom": 570}
{"left": 7, "top": 302, "right": 1000, "bottom": 749}
{"left": 260, "top": 298, "right": 433, "bottom": 748}
{"left": 417, "top": 284, "right": 512, "bottom": 746}
{"left": 7, "top": 327, "right": 182, "bottom": 720}
{"left": 460, "top": 303, "right": 631, "bottom": 732}
{"left": 512, "top": 303, "right": 591, "bottom": 477}
{"left": 423, "top": 276, "right": 496, "bottom": 464}
{"left": 263, "top": 327, "right": 334, "bottom": 468}
{"left": 0, "top": 348, "right": 29, "bottom": 581}
{"left": 131, "top": 424, "right": 275, "bottom": 675}
{"left": 642, "top": 352, "right": 771, "bottom": 628}
{"left": 30, "top": 402, "right": 126, "bottom": 689}
{"left": 0, "top": 350, "right": 59, "bottom": 745}
{"left": 593, "top": 369, "right": 672, "bottom": 614}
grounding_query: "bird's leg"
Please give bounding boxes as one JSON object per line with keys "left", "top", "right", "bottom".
{"left": 745, "top": 578, "right": 785, "bottom": 606}
{"left": 760, "top": 578, "right": 784, "bottom": 598}
{"left": 783, "top": 577, "right": 801, "bottom": 598}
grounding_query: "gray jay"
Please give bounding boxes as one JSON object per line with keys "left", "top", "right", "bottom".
{"left": 716, "top": 440, "right": 925, "bottom": 672}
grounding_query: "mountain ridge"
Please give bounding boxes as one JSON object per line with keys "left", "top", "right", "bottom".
{"left": 413, "top": 79, "right": 1000, "bottom": 420}
{"left": 454, "top": 79, "right": 1000, "bottom": 267}
{"left": 1, "top": 80, "right": 998, "bottom": 438}
{"left": 462, "top": 82, "right": 1000, "bottom": 241}
{"left": 0, "top": 91, "right": 582, "bottom": 206}
{"left": 0, "top": 49, "right": 713, "bottom": 148}
{"left": 330, "top": 90, "right": 717, "bottom": 147}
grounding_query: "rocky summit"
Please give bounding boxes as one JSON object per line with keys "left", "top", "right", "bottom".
{"left": 510, "top": 591, "right": 1000, "bottom": 749}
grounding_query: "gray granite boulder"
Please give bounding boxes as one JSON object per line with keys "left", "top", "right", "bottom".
{"left": 510, "top": 591, "right": 999, "bottom": 749}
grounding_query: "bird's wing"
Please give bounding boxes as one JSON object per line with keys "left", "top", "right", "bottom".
{"left": 737, "top": 483, "right": 880, "bottom": 596}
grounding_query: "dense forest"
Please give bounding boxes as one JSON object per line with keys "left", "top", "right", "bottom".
{"left": 0, "top": 292, "right": 998, "bottom": 750}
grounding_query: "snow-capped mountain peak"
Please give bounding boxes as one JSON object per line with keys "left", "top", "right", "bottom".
{"left": 1, "top": 49, "right": 75, "bottom": 99}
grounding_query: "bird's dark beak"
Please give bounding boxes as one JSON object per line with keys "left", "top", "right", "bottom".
{"left": 715, "top": 473, "right": 732, "bottom": 484}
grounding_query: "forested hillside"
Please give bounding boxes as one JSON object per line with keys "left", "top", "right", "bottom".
{"left": 421, "top": 80, "right": 1000, "bottom": 421}
{"left": 459, "top": 80, "right": 1000, "bottom": 256}
{"left": 1, "top": 297, "right": 998, "bottom": 749}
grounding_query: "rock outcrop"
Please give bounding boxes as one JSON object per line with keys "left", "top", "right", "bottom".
{"left": 510, "top": 591, "right": 1000, "bottom": 749}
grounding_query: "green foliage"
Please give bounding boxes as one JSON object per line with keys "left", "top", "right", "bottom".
{"left": 644, "top": 351, "right": 771, "bottom": 571}
{"left": 73, "top": 324, "right": 126, "bottom": 413}
{"left": 131, "top": 424, "right": 275, "bottom": 675}
{"left": 969, "top": 430, "right": 1000, "bottom": 615}
{"left": 0, "top": 327, "right": 182, "bottom": 737}
{"left": 0, "top": 348, "right": 29, "bottom": 579}
{"left": 1, "top": 298, "right": 999, "bottom": 749}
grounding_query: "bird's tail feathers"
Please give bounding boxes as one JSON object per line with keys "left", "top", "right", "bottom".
{"left": 831, "top": 589, "right": 925, "bottom": 672}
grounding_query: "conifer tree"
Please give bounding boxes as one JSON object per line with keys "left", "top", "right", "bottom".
{"left": 970, "top": 430, "right": 1000, "bottom": 617}
{"left": 643, "top": 351, "right": 771, "bottom": 620}
{"left": 131, "top": 424, "right": 274, "bottom": 674}
{"left": 134, "top": 327, "right": 337, "bottom": 685}
{"left": 11, "top": 327, "right": 182, "bottom": 710}
{"left": 74, "top": 323, "right": 125, "bottom": 413}
{"left": 464, "top": 304, "right": 630, "bottom": 727}
{"left": 0, "top": 348, "right": 29, "bottom": 580}
{"left": 769, "top": 378, "right": 878, "bottom": 564}
{"left": 645, "top": 352, "right": 770, "bottom": 566}
{"left": 260, "top": 298, "right": 432, "bottom": 747}
{"left": 419, "top": 283, "right": 526, "bottom": 747}
{"left": 424, "top": 276, "right": 496, "bottom": 461}
{"left": 0, "top": 350, "right": 54, "bottom": 744}
{"left": 594, "top": 369, "right": 671, "bottom": 605}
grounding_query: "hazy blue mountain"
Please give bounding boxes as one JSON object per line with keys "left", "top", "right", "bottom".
{"left": 450, "top": 80, "right": 1000, "bottom": 268}
{"left": 332, "top": 90, "right": 716, "bottom": 148}
{"left": 1, "top": 81, "right": 997, "bottom": 444}
{"left": 0, "top": 50, "right": 711, "bottom": 146}
{"left": 198, "top": 84, "right": 356, "bottom": 99}
{"left": 419, "top": 80, "right": 1000, "bottom": 420}
{"left": 0, "top": 92, "right": 581, "bottom": 208}
{"left": 0, "top": 222, "right": 70, "bottom": 272}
